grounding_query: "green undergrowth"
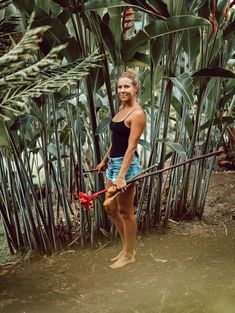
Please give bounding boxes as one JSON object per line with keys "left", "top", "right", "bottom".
{"left": 0, "top": 221, "right": 18, "bottom": 265}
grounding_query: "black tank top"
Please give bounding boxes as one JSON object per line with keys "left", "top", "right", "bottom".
{"left": 110, "top": 109, "right": 137, "bottom": 157}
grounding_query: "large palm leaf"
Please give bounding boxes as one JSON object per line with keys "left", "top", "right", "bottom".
{"left": 0, "top": 25, "right": 102, "bottom": 120}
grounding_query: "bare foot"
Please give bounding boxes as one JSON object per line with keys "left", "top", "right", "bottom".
{"left": 110, "top": 249, "right": 136, "bottom": 262}
{"left": 110, "top": 254, "right": 135, "bottom": 269}
{"left": 110, "top": 251, "right": 123, "bottom": 262}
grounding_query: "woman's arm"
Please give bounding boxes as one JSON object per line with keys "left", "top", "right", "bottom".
{"left": 115, "top": 110, "right": 146, "bottom": 189}
{"left": 103, "top": 144, "right": 112, "bottom": 163}
{"left": 96, "top": 144, "right": 112, "bottom": 173}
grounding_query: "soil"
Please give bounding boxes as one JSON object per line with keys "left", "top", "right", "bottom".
{"left": 0, "top": 172, "right": 235, "bottom": 313}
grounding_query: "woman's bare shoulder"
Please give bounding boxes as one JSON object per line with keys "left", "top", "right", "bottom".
{"left": 130, "top": 108, "right": 146, "bottom": 128}
{"left": 132, "top": 107, "right": 146, "bottom": 118}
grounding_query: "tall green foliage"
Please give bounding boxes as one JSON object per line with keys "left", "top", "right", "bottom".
{"left": 0, "top": 1, "right": 105, "bottom": 253}
{"left": 84, "top": 0, "right": 235, "bottom": 228}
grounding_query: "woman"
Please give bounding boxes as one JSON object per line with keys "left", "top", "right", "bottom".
{"left": 96, "top": 69, "right": 146, "bottom": 269}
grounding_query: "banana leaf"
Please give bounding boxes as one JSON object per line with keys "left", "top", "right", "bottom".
{"left": 14, "top": 0, "right": 81, "bottom": 61}
{"left": 145, "top": 15, "right": 211, "bottom": 38}
{"left": 157, "top": 139, "right": 187, "bottom": 160}
{"left": 193, "top": 67, "right": 235, "bottom": 79}
{"left": 167, "top": 73, "right": 194, "bottom": 107}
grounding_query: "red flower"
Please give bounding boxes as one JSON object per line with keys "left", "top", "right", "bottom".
{"left": 77, "top": 188, "right": 108, "bottom": 210}
{"left": 78, "top": 192, "right": 94, "bottom": 210}
{"left": 124, "top": 25, "right": 133, "bottom": 31}
{"left": 125, "top": 12, "right": 136, "bottom": 16}
{"left": 122, "top": 7, "right": 136, "bottom": 33}
{"left": 210, "top": 0, "right": 217, "bottom": 33}
{"left": 124, "top": 18, "right": 135, "bottom": 23}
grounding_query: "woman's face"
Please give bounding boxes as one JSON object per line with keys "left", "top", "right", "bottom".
{"left": 117, "top": 77, "right": 138, "bottom": 102}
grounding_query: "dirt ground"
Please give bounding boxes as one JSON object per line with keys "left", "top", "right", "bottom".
{"left": 0, "top": 172, "right": 235, "bottom": 313}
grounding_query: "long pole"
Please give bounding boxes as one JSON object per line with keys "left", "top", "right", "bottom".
{"left": 87, "top": 149, "right": 223, "bottom": 208}
{"left": 127, "top": 149, "right": 223, "bottom": 185}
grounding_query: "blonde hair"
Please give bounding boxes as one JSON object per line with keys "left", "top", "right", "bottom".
{"left": 117, "top": 69, "right": 141, "bottom": 93}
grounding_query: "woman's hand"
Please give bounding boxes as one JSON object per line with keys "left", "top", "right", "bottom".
{"left": 114, "top": 177, "right": 127, "bottom": 191}
{"left": 95, "top": 160, "right": 107, "bottom": 173}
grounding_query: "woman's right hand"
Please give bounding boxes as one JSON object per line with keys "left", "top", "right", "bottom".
{"left": 114, "top": 177, "right": 127, "bottom": 191}
{"left": 95, "top": 160, "right": 107, "bottom": 173}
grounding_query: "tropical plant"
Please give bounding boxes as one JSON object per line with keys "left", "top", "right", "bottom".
{"left": 0, "top": 0, "right": 235, "bottom": 257}
{"left": 0, "top": 2, "right": 105, "bottom": 254}
{"left": 83, "top": 0, "right": 235, "bottom": 228}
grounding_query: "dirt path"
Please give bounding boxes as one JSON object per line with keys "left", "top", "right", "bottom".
{"left": 1, "top": 172, "right": 235, "bottom": 313}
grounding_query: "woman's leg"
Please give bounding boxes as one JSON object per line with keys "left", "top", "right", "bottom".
{"left": 110, "top": 185, "right": 136, "bottom": 269}
{"left": 105, "top": 179, "right": 125, "bottom": 255}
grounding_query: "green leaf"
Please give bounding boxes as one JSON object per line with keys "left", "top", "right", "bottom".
{"left": 219, "top": 87, "right": 235, "bottom": 110}
{"left": 0, "top": 26, "right": 51, "bottom": 77}
{"left": 89, "top": 67, "right": 105, "bottom": 92}
{"left": 150, "top": 37, "right": 164, "bottom": 69}
{"left": 157, "top": 139, "right": 187, "bottom": 160}
{"left": 187, "top": 0, "right": 208, "bottom": 12}
{"left": 60, "top": 124, "right": 70, "bottom": 144}
{"left": 95, "top": 117, "right": 111, "bottom": 135}
{"left": 127, "top": 52, "right": 150, "bottom": 67}
{"left": 100, "top": 15, "right": 118, "bottom": 65}
{"left": 1, "top": 50, "right": 102, "bottom": 112}
{"left": 193, "top": 67, "right": 235, "bottom": 79}
{"left": 57, "top": 9, "right": 71, "bottom": 25}
{"left": 84, "top": 0, "right": 126, "bottom": 10}
{"left": 171, "top": 96, "right": 193, "bottom": 137}
{"left": 35, "top": 19, "right": 80, "bottom": 62}
{"left": 75, "top": 120, "right": 87, "bottom": 145}
{"left": 14, "top": 0, "right": 81, "bottom": 62}
{"left": 208, "top": 32, "right": 224, "bottom": 63}
{"left": 140, "top": 68, "right": 155, "bottom": 104}
{"left": 107, "top": 7, "right": 122, "bottom": 53}
{"left": 217, "top": 0, "right": 230, "bottom": 23}
{"left": 200, "top": 116, "right": 235, "bottom": 130}
{"left": 148, "top": 0, "right": 170, "bottom": 18}
{"left": 224, "top": 20, "right": 235, "bottom": 40}
{"left": 168, "top": 73, "right": 194, "bottom": 107}
{"left": 36, "top": 0, "right": 52, "bottom": 14}
{"left": 121, "top": 30, "right": 149, "bottom": 62}
{"left": 182, "top": 28, "right": 200, "bottom": 62}
{"left": 47, "top": 143, "right": 58, "bottom": 157}
{"left": 52, "top": 0, "right": 69, "bottom": 7}
{"left": 225, "top": 79, "right": 235, "bottom": 93}
{"left": 145, "top": 15, "right": 211, "bottom": 38}
{"left": 139, "top": 138, "right": 150, "bottom": 151}
{"left": 170, "top": 0, "right": 184, "bottom": 16}
{"left": 0, "top": 119, "right": 9, "bottom": 147}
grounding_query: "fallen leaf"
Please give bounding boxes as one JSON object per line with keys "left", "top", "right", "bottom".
{"left": 153, "top": 258, "right": 168, "bottom": 263}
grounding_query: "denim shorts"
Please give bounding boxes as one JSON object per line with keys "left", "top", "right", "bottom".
{"left": 106, "top": 156, "right": 141, "bottom": 183}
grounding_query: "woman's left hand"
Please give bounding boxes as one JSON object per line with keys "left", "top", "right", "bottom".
{"left": 114, "top": 177, "right": 127, "bottom": 191}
